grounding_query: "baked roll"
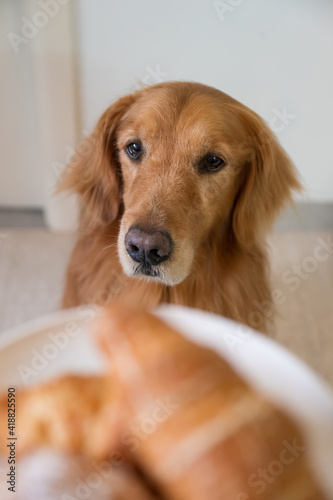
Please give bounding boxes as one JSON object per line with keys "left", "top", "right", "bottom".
{"left": 0, "top": 375, "right": 119, "bottom": 460}
{"left": 0, "top": 374, "right": 161, "bottom": 498}
{"left": 96, "top": 305, "right": 327, "bottom": 500}
{"left": 0, "top": 306, "right": 328, "bottom": 499}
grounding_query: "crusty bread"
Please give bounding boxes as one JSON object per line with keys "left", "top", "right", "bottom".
{"left": 96, "top": 305, "right": 327, "bottom": 500}
{"left": 0, "top": 375, "right": 120, "bottom": 460}
{"left": 0, "top": 305, "right": 328, "bottom": 499}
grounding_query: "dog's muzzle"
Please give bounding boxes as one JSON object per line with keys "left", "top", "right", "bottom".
{"left": 124, "top": 227, "right": 173, "bottom": 272}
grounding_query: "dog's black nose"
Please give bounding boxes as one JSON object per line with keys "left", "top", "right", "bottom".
{"left": 125, "top": 228, "right": 172, "bottom": 266}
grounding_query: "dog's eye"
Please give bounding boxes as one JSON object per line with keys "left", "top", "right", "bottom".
{"left": 199, "top": 155, "right": 227, "bottom": 173}
{"left": 126, "top": 142, "right": 142, "bottom": 160}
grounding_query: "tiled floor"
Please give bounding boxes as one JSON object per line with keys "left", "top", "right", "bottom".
{"left": 268, "top": 231, "right": 333, "bottom": 388}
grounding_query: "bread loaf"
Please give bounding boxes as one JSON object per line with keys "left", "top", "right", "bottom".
{"left": 96, "top": 305, "right": 327, "bottom": 500}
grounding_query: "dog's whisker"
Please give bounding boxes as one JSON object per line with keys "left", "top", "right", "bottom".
{"left": 95, "top": 243, "right": 119, "bottom": 260}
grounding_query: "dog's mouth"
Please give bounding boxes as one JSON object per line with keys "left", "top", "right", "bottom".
{"left": 134, "top": 264, "right": 161, "bottom": 279}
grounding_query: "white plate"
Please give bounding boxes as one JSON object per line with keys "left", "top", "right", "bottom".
{"left": 0, "top": 304, "right": 333, "bottom": 497}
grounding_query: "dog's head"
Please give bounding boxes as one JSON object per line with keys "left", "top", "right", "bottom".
{"left": 62, "top": 82, "right": 301, "bottom": 286}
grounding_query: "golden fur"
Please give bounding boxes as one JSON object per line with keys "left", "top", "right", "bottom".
{"left": 61, "top": 81, "right": 301, "bottom": 331}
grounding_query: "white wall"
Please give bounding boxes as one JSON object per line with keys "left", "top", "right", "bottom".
{"left": 77, "top": 0, "right": 333, "bottom": 202}
{"left": 1, "top": 0, "right": 332, "bottom": 217}
{"left": 0, "top": 0, "right": 43, "bottom": 208}
{"left": 0, "top": 0, "right": 79, "bottom": 229}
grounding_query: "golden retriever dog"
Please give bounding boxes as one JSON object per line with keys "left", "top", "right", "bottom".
{"left": 61, "top": 81, "right": 301, "bottom": 332}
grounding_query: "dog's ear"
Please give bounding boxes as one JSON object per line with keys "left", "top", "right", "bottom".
{"left": 59, "top": 92, "right": 138, "bottom": 226}
{"left": 232, "top": 108, "right": 302, "bottom": 246}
